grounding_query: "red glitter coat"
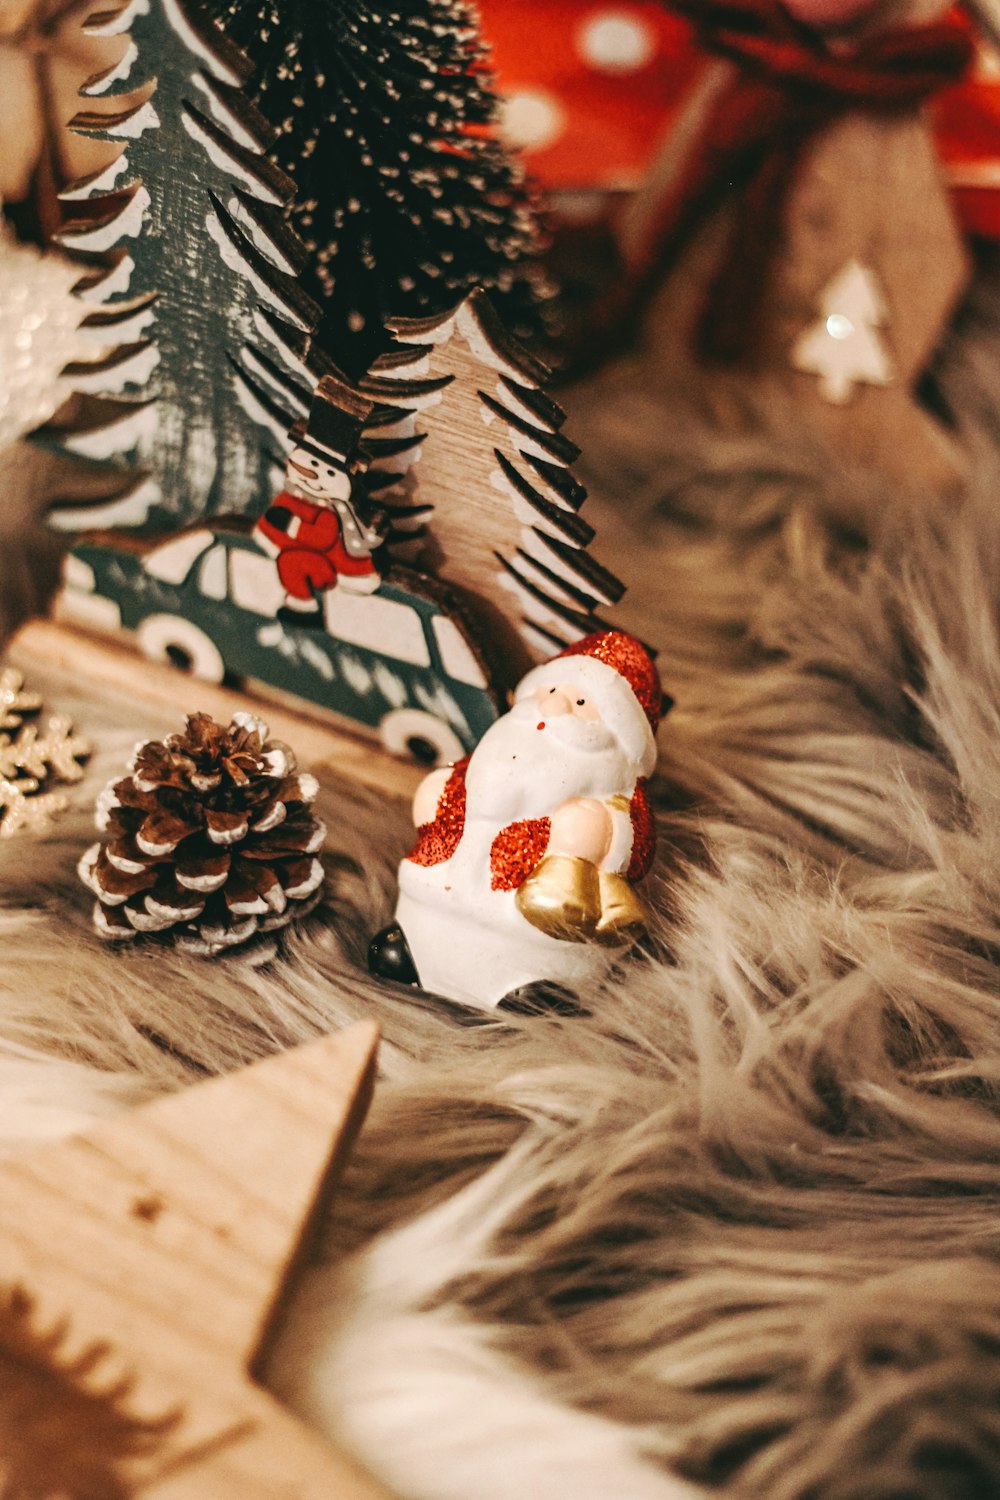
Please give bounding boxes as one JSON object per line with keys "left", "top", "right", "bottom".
{"left": 407, "top": 759, "right": 469, "bottom": 869}
{"left": 406, "top": 762, "right": 655, "bottom": 889}
{"left": 627, "top": 777, "right": 655, "bottom": 882}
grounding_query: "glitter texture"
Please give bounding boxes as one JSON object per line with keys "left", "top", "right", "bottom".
{"left": 558, "top": 632, "right": 663, "bottom": 731}
{"left": 490, "top": 817, "right": 550, "bottom": 891}
{"left": 407, "top": 757, "right": 469, "bottom": 867}
{"left": 0, "top": 670, "right": 90, "bottom": 839}
{"left": 627, "top": 779, "right": 655, "bottom": 881}
{"left": 0, "top": 236, "right": 105, "bottom": 449}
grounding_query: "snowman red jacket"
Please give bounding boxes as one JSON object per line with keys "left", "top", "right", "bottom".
{"left": 253, "top": 491, "right": 378, "bottom": 602}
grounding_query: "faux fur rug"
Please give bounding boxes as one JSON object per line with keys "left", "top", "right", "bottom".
{"left": 3, "top": 234, "right": 1000, "bottom": 1500}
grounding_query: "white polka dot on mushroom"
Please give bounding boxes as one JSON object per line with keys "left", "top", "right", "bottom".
{"left": 499, "top": 90, "right": 566, "bottom": 151}
{"left": 577, "top": 10, "right": 657, "bottom": 74}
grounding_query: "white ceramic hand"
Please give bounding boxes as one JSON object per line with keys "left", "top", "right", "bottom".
{"left": 548, "top": 797, "right": 614, "bottom": 866}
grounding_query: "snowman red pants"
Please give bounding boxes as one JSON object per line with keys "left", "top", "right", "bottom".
{"left": 277, "top": 548, "right": 340, "bottom": 603}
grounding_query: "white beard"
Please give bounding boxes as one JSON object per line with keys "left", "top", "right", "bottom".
{"left": 464, "top": 702, "right": 635, "bottom": 824}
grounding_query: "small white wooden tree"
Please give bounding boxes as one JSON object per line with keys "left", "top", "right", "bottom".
{"left": 792, "top": 259, "right": 895, "bottom": 405}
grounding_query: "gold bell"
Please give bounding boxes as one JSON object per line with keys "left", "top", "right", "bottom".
{"left": 516, "top": 855, "right": 601, "bottom": 942}
{"left": 593, "top": 871, "right": 649, "bottom": 947}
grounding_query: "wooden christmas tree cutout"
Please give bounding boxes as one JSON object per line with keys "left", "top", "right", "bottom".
{"left": 0, "top": 1021, "right": 390, "bottom": 1499}
{"left": 195, "top": 0, "right": 550, "bottom": 376}
{"left": 36, "top": 0, "right": 330, "bottom": 534}
{"left": 792, "top": 259, "right": 896, "bottom": 404}
{"left": 363, "top": 289, "right": 626, "bottom": 670}
{"left": 43, "top": 288, "right": 628, "bottom": 765}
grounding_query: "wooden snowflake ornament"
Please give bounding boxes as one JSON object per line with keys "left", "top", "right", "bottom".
{"left": 0, "top": 668, "right": 90, "bottom": 838}
{"left": 0, "top": 666, "right": 42, "bottom": 729}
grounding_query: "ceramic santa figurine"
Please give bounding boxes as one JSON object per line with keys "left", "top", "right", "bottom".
{"left": 369, "top": 631, "right": 668, "bottom": 1010}
{"left": 254, "top": 376, "right": 386, "bottom": 622}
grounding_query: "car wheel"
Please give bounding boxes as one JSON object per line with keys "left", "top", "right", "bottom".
{"left": 379, "top": 708, "right": 465, "bottom": 767}
{"left": 136, "top": 614, "right": 226, "bottom": 683}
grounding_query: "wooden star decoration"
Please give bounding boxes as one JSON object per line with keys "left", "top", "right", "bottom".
{"left": 0, "top": 1020, "right": 392, "bottom": 1499}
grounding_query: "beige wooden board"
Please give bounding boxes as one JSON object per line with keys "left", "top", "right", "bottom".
{"left": 0, "top": 1021, "right": 392, "bottom": 1499}
{"left": 10, "top": 617, "right": 422, "bottom": 803}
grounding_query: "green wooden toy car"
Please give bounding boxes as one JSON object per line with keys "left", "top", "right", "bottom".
{"left": 61, "top": 520, "right": 503, "bottom": 765}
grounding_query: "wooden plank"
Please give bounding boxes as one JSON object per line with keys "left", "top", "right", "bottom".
{"left": 0, "top": 1022, "right": 392, "bottom": 1499}
{"left": 10, "top": 617, "right": 422, "bottom": 803}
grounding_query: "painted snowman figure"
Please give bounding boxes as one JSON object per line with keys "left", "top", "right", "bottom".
{"left": 254, "top": 378, "right": 386, "bottom": 621}
{"left": 369, "top": 631, "right": 667, "bottom": 1009}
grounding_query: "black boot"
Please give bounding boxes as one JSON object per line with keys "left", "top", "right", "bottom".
{"left": 499, "top": 982, "right": 587, "bottom": 1018}
{"left": 368, "top": 922, "right": 419, "bottom": 986}
{"left": 277, "top": 604, "right": 324, "bottom": 629}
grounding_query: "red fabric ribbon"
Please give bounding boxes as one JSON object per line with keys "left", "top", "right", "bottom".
{"left": 623, "top": 0, "right": 973, "bottom": 363}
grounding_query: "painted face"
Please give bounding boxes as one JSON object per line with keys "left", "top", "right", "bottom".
{"left": 465, "top": 692, "right": 628, "bottom": 822}
{"left": 285, "top": 445, "right": 352, "bottom": 505}
{"left": 532, "top": 681, "right": 601, "bottom": 723}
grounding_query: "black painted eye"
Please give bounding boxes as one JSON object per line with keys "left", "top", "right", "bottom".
{"left": 577, "top": 699, "right": 585, "bottom": 707}
{"left": 549, "top": 687, "right": 556, "bottom": 694}
{"left": 326, "top": 467, "right": 334, "bottom": 476}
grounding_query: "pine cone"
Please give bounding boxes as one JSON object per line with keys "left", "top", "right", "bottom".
{"left": 79, "top": 712, "right": 325, "bottom": 955}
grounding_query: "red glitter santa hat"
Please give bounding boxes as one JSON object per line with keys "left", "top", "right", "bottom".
{"left": 516, "top": 631, "right": 664, "bottom": 777}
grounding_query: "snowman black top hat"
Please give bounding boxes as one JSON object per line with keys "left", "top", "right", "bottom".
{"left": 290, "top": 376, "right": 375, "bottom": 472}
